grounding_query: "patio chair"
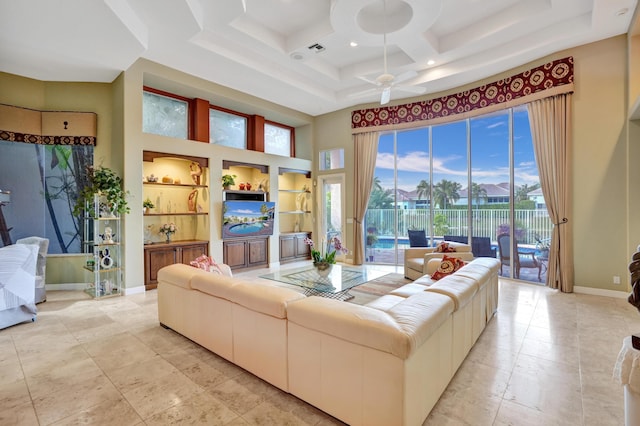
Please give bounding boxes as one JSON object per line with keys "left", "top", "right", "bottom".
{"left": 407, "top": 229, "right": 428, "bottom": 247}
{"left": 497, "top": 233, "right": 542, "bottom": 281}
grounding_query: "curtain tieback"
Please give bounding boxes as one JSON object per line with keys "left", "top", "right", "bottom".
{"left": 554, "top": 217, "right": 568, "bottom": 226}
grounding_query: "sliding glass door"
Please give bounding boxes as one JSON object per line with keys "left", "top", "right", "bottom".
{"left": 365, "top": 105, "right": 551, "bottom": 283}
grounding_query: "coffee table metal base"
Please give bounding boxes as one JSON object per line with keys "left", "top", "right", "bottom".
{"left": 299, "top": 286, "right": 354, "bottom": 301}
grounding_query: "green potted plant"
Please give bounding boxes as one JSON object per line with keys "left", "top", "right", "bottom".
{"left": 73, "top": 165, "right": 130, "bottom": 217}
{"left": 143, "top": 198, "right": 155, "bottom": 214}
{"left": 366, "top": 233, "right": 378, "bottom": 262}
{"left": 222, "top": 174, "right": 236, "bottom": 190}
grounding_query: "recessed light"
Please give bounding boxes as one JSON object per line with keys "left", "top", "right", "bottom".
{"left": 350, "top": 41, "right": 358, "bottom": 47}
{"left": 427, "top": 60, "right": 435, "bottom": 66}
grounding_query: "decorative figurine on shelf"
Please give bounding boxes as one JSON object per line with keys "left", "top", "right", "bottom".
{"left": 188, "top": 189, "right": 198, "bottom": 212}
{"left": 190, "top": 162, "right": 202, "bottom": 185}
{"left": 239, "top": 183, "right": 246, "bottom": 190}
{"left": 245, "top": 182, "right": 252, "bottom": 191}
{"left": 100, "top": 248, "right": 114, "bottom": 269}
{"left": 103, "top": 226, "right": 114, "bottom": 244}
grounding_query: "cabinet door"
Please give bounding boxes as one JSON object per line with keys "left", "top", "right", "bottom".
{"left": 295, "top": 234, "right": 311, "bottom": 258}
{"left": 145, "top": 247, "right": 178, "bottom": 288}
{"left": 248, "top": 238, "right": 268, "bottom": 267}
{"left": 180, "top": 243, "right": 208, "bottom": 264}
{"left": 279, "top": 235, "right": 296, "bottom": 261}
{"left": 224, "top": 240, "right": 248, "bottom": 269}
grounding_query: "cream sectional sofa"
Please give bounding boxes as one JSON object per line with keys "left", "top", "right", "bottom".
{"left": 157, "top": 257, "right": 500, "bottom": 426}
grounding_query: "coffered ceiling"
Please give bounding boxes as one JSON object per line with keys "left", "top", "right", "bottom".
{"left": 0, "top": 0, "right": 636, "bottom": 116}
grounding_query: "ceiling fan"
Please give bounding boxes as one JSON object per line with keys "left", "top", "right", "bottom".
{"left": 352, "top": 1, "right": 426, "bottom": 105}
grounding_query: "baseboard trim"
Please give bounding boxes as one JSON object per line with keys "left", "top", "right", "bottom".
{"left": 124, "top": 286, "right": 145, "bottom": 295}
{"left": 45, "top": 283, "right": 147, "bottom": 296}
{"left": 574, "top": 286, "right": 628, "bottom": 299}
{"left": 45, "top": 283, "right": 85, "bottom": 291}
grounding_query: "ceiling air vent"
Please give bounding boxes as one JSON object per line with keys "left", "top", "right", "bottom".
{"left": 308, "top": 43, "right": 325, "bottom": 53}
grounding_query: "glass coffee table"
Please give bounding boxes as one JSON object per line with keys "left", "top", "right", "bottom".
{"left": 260, "top": 264, "right": 388, "bottom": 300}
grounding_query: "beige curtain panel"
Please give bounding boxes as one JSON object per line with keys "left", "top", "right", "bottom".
{"left": 527, "top": 94, "right": 574, "bottom": 292}
{"left": 352, "top": 132, "right": 379, "bottom": 265}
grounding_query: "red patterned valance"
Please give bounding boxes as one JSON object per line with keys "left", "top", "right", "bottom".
{"left": 352, "top": 56, "right": 573, "bottom": 130}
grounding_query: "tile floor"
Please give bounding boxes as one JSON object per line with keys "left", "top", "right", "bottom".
{"left": 0, "top": 266, "right": 637, "bottom": 425}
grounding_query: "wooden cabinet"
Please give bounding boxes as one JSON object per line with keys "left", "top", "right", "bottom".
{"left": 223, "top": 237, "right": 269, "bottom": 270}
{"left": 279, "top": 232, "right": 311, "bottom": 263}
{"left": 144, "top": 240, "right": 208, "bottom": 290}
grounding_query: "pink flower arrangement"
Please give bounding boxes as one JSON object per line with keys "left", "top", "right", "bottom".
{"left": 304, "top": 236, "right": 348, "bottom": 264}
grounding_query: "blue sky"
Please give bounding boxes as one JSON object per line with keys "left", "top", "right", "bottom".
{"left": 375, "top": 107, "right": 539, "bottom": 192}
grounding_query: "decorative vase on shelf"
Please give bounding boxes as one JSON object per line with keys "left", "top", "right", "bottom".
{"left": 165, "top": 234, "right": 172, "bottom": 243}
{"left": 314, "top": 262, "right": 332, "bottom": 278}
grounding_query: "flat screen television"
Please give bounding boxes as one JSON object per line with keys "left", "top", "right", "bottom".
{"left": 222, "top": 200, "right": 275, "bottom": 239}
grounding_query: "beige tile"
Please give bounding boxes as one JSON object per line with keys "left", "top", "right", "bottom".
{"left": 122, "top": 368, "right": 204, "bottom": 419}
{"left": 209, "top": 377, "right": 265, "bottom": 416}
{"left": 83, "top": 331, "right": 158, "bottom": 372}
{"left": 425, "top": 388, "right": 502, "bottom": 425}
{"left": 0, "top": 400, "right": 39, "bottom": 426}
{"left": 504, "top": 370, "right": 583, "bottom": 424}
{"left": 494, "top": 399, "right": 579, "bottom": 426}
{"left": 241, "top": 400, "right": 313, "bottom": 426}
{"left": 49, "top": 396, "right": 143, "bottom": 426}
{"left": 106, "top": 355, "right": 179, "bottom": 394}
{"left": 4, "top": 277, "right": 633, "bottom": 426}
{"left": 145, "top": 391, "right": 238, "bottom": 425}
{"left": 32, "top": 373, "right": 122, "bottom": 425}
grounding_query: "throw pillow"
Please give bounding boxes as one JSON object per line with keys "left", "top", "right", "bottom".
{"left": 190, "top": 255, "right": 224, "bottom": 274}
{"left": 434, "top": 241, "right": 456, "bottom": 253}
{"left": 431, "top": 255, "right": 466, "bottom": 280}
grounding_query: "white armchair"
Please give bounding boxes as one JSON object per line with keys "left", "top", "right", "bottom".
{"left": 17, "top": 236, "right": 49, "bottom": 303}
{"left": 0, "top": 243, "right": 38, "bottom": 329}
{"left": 404, "top": 241, "right": 474, "bottom": 280}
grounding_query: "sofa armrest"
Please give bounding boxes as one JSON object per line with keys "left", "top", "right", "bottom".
{"left": 405, "top": 247, "right": 435, "bottom": 260}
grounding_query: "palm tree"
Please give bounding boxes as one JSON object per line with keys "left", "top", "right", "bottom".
{"left": 515, "top": 183, "right": 540, "bottom": 202}
{"left": 416, "top": 179, "right": 430, "bottom": 200}
{"left": 433, "top": 179, "right": 462, "bottom": 209}
{"left": 470, "top": 182, "right": 488, "bottom": 206}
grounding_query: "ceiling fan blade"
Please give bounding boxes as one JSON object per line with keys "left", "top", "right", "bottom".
{"left": 394, "top": 70, "right": 418, "bottom": 84}
{"left": 357, "top": 75, "right": 380, "bottom": 86}
{"left": 348, "top": 87, "right": 380, "bottom": 99}
{"left": 381, "top": 87, "right": 391, "bottom": 105}
{"left": 394, "top": 85, "right": 427, "bottom": 95}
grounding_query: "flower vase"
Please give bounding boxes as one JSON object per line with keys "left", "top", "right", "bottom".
{"left": 314, "top": 262, "right": 332, "bottom": 278}
{"left": 165, "top": 234, "right": 171, "bottom": 243}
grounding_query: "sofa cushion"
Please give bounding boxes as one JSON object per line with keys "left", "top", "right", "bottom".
{"left": 287, "top": 291, "right": 454, "bottom": 359}
{"left": 390, "top": 283, "right": 429, "bottom": 297}
{"left": 157, "top": 263, "right": 210, "bottom": 290}
{"left": 431, "top": 255, "right": 466, "bottom": 280}
{"left": 231, "top": 282, "right": 305, "bottom": 319}
{"left": 365, "top": 294, "right": 407, "bottom": 311}
{"left": 191, "top": 271, "right": 242, "bottom": 300}
{"left": 425, "top": 275, "right": 478, "bottom": 311}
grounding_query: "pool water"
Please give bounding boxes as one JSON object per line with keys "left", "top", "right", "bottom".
{"left": 229, "top": 222, "right": 266, "bottom": 234}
